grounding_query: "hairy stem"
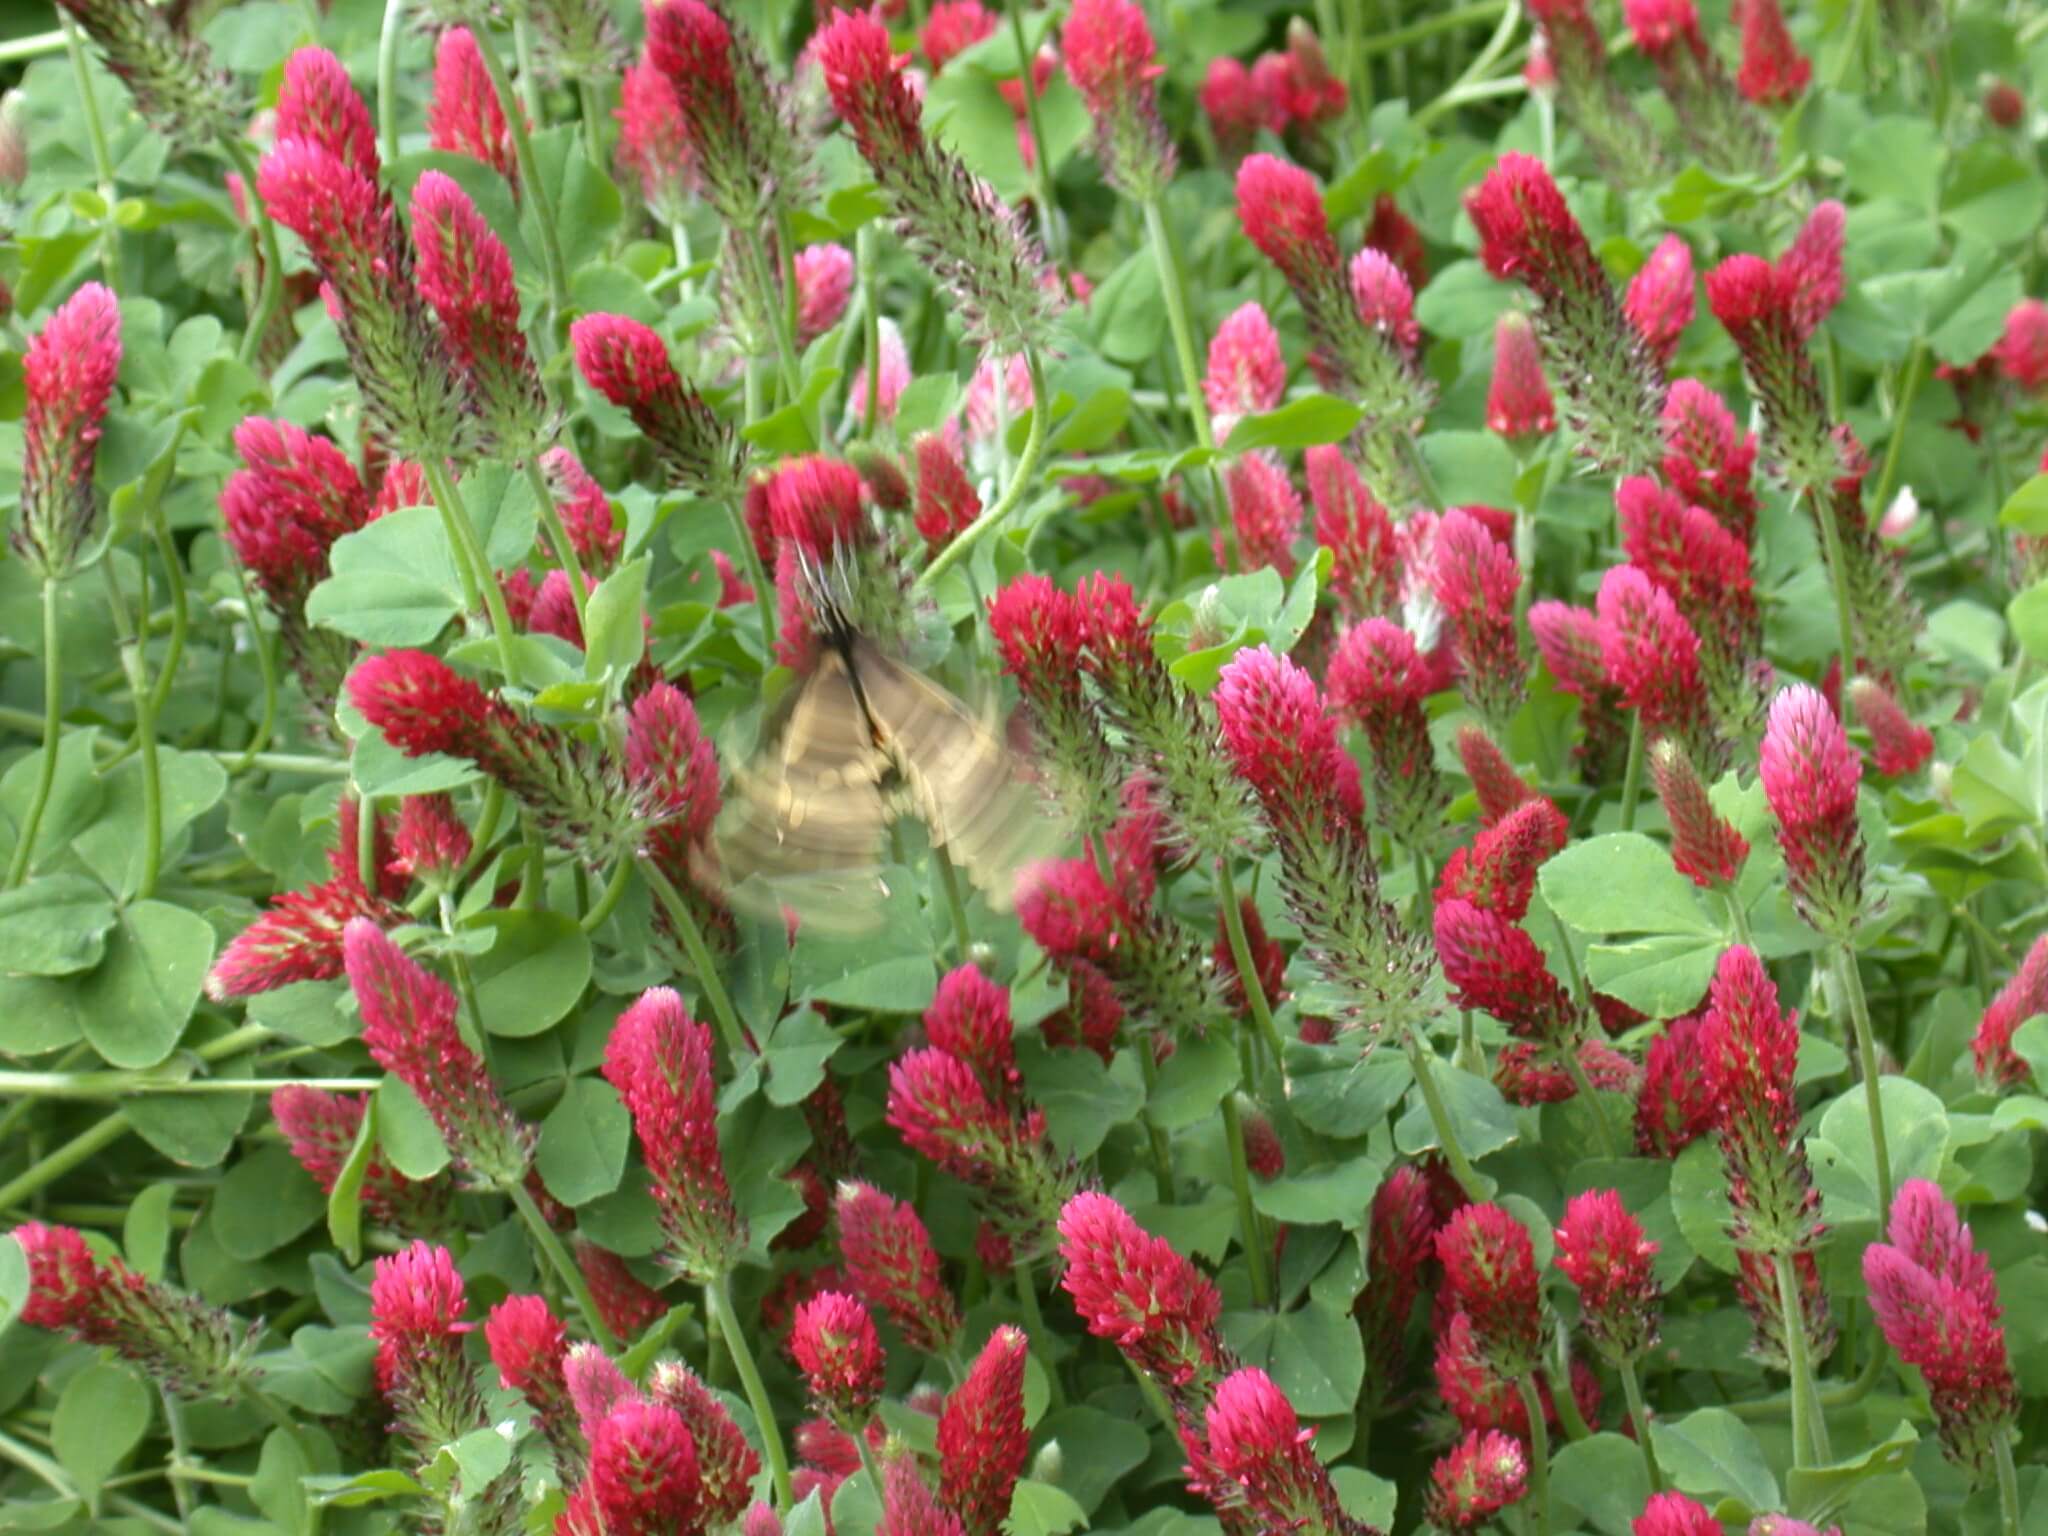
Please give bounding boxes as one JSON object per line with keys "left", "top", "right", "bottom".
{"left": 420, "top": 459, "right": 521, "bottom": 683}
{"left": 521, "top": 455, "right": 591, "bottom": 634}
{"left": 1217, "top": 861, "right": 1285, "bottom": 1071}
{"left": 1516, "top": 1373, "right": 1552, "bottom": 1536}
{"left": 1619, "top": 1359, "right": 1663, "bottom": 1491}
{"left": 1774, "top": 1249, "right": 1831, "bottom": 1467}
{"left": 1402, "top": 1024, "right": 1488, "bottom": 1200}
{"left": 1218, "top": 1091, "right": 1272, "bottom": 1309}
{"left": 467, "top": 23, "right": 571, "bottom": 321}
{"left": 639, "top": 857, "right": 747, "bottom": 1056}
{"left": 918, "top": 348, "right": 1048, "bottom": 589}
{"left": 1836, "top": 945, "right": 1893, "bottom": 1220}
{"left": 6, "top": 579, "right": 66, "bottom": 889}
{"left": 706, "top": 1274, "right": 794, "bottom": 1508}
{"left": 510, "top": 1181, "right": 620, "bottom": 1355}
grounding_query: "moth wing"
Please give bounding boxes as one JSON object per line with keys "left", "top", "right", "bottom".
{"left": 854, "top": 640, "right": 1053, "bottom": 911}
{"left": 712, "top": 652, "right": 895, "bottom": 933}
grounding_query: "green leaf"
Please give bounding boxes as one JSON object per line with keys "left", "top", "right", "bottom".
{"left": 1020, "top": 1038, "right": 1146, "bottom": 1159}
{"left": 1146, "top": 1034, "right": 1241, "bottom": 1130}
{"left": 583, "top": 556, "right": 650, "bottom": 685}
{"left": 1282, "top": 1041, "right": 1412, "bottom": 1139}
{"left": 1808, "top": 1074, "right": 1951, "bottom": 1227}
{"left": 1948, "top": 732, "right": 2035, "bottom": 836}
{"left": 1784, "top": 1421, "right": 1919, "bottom": 1530}
{"left": 376, "top": 1076, "right": 452, "bottom": 1181}
{"left": 1330, "top": 1468, "right": 1398, "bottom": 1531}
{"left": 76, "top": 900, "right": 216, "bottom": 1069}
{"left": 306, "top": 506, "right": 465, "bottom": 646}
{"left": 1251, "top": 1153, "right": 1384, "bottom": 1229}
{"left": 213, "top": 1146, "right": 327, "bottom": 1260}
{"left": 760, "top": 1004, "right": 845, "bottom": 1108}
{"left": 2008, "top": 579, "right": 2048, "bottom": 668}
{"left": 1394, "top": 1061, "right": 1518, "bottom": 1163}
{"left": 786, "top": 1490, "right": 829, "bottom": 1536}
{"left": 73, "top": 747, "right": 227, "bottom": 900}
{"left": 121, "top": 1182, "right": 176, "bottom": 1279}
{"left": 536, "top": 1078, "right": 632, "bottom": 1207}
{"left": 1414, "top": 259, "right": 1515, "bottom": 340}
{"left": 1221, "top": 396, "right": 1364, "bottom": 454}
{"left": 1998, "top": 473, "right": 2048, "bottom": 534}
{"left": 465, "top": 910, "right": 592, "bottom": 1037}
{"left": 122, "top": 1059, "right": 255, "bottom": 1167}
{"left": 894, "top": 375, "right": 964, "bottom": 439}
{"left": 1089, "top": 248, "right": 1166, "bottom": 366}
{"left": 52, "top": 1363, "right": 151, "bottom": 1501}
{"left": 1583, "top": 932, "right": 1722, "bottom": 1018}
{"left": 1551, "top": 1433, "right": 1652, "bottom": 1536}
{"left": 742, "top": 367, "right": 844, "bottom": 454}
{"left": 0, "top": 874, "right": 116, "bottom": 976}
{"left": 1942, "top": 142, "right": 2048, "bottom": 249}
{"left": 1004, "top": 1479, "right": 1087, "bottom": 1536}
{"left": 1651, "top": 1408, "right": 1780, "bottom": 1515}
{"left": 0, "top": 1230, "right": 28, "bottom": 1322}
{"left": 1220, "top": 1297, "right": 1366, "bottom": 1415}
{"left": 1541, "top": 832, "right": 1721, "bottom": 936}
{"left": 1667, "top": 1136, "right": 1738, "bottom": 1273}
{"left": 0, "top": 726, "right": 104, "bottom": 880}
{"left": 1030, "top": 1408, "right": 1152, "bottom": 1515}
{"left": 1842, "top": 115, "right": 1946, "bottom": 212}
{"left": 328, "top": 1093, "right": 378, "bottom": 1264}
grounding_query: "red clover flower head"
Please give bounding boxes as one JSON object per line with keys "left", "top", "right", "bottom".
{"left": 1651, "top": 739, "right": 1749, "bottom": 888}
{"left": 1972, "top": 933, "right": 2048, "bottom": 1090}
{"left": 1636, "top": 1491, "right": 1725, "bottom": 1536}
{"left": 1662, "top": 379, "right": 1760, "bottom": 539}
{"left": 1435, "top": 1202, "right": 1544, "bottom": 1378}
{"left": 1348, "top": 247, "right": 1419, "bottom": 359}
{"left": 1199, "top": 55, "right": 1260, "bottom": 153}
{"left": 914, "top": 431, "right": 983, "bottom": 551}
{"left": 587, "top": 1397, "right": 705, "bottom": 1536}
{"left": 276, "top": 47, "right": 378, "bottom": 178}
{"left": 1623, "top": 234, "right": 1695, "bottom": 367}
{"left": 1061, "top": 0, "right": 1175, "bottom": 200}
{"left": 1425, "top": 1430, "right": 1529, "bottom": 1531}
{"left": 1205, "top": 301, "right": 1286, "bottom": 443}
{"left": 1779, "top": 200, "right": 1846, "bottom": 340}
{"left": 795, "top": 242, "right": 855, "bottom": 345}
{"left": 272, "top": 1084, "right": 452, "bottom": 1234}
{"left": 1487, "top": 311, "right": 1556, "bottom": 445}
{"left": 1213, "top": 643, "right": 1348, "bottom": 839}
{"left": 410, "top": 169, "right": 544, "bottom": 448}
{"left": 1635, "top": 1012, "right": 1719, "bottom": 1156}
{"left": 428, "top": 28, "right": 516, "bottom": 183}
{"left": 1701, "top": 944, "right": 1802, "bottom": 1149}
{"left": 1431, "top": 508, "right": 1525, "bottom": 728}
{"left": 1234, "top": 153, "right": 1339, "bottom": 286}
{"left": 1201, "top": 1368, "right": 1361, "bottom": 1535}
{"left": 1758, "top": 683, "right": 1865, "bottom": 939}
{"left": 765, "top": 454, "right": 868, "bottom": 559}
{"left": 369, "top": 1241, "right": 489, "bottom": 1451}
{"left": 1995, "top": 299, "right": 2048, "bottom": 392}
{"left": 880, "top": 1455, "right": 968, "bottom": 1536}
{"left": 571, "top": 313, "right": 740, "bottom": 495}
{"left": 1434, "top": 897, "right": 1578, "bottom": 1043}
{"left": 791, "top": 1291, "right": 885, "bottom": 1424}
{"left": 13, "top": 282, "right": 123, "bottom": 580}
{"left": 1326, "top": 617, "right": 1446, "bottom": 848}
{"left": 938, "top": 1325, "right": 1030, "bottom": 1536}
{"left": 1736, "top": 0, "right": 1811, "bottom": 105}
{"left": 1435, "top": 797, "right": 1569, "bottom": 921}
{"left": 646, "top": 1361, "right": 760, "bottom": 1524}
{"left": 615, "top": 56, "right": 694, "bottom": 222}
{"left": 602, "top": 987, "right": 745, "bottom": 1280}
{"left": 345, "top": 919, "right": 533, "bottom": 1189}
{"left": 540, "top": 446, "right": 623, "bottom": 570}
{"left": 486, "top": 1292, "right": 569, "bottom": 1401}
{"left": 1224, "top": 453, "right": 1304, "bottom": 576}
{"left": 1553, "top": 1189, "right": 1662, "bottom": 1361}
{"left": 923, "top": 1, "right": 997, "bottom": 71}
{"left": 1848, "top": 677, "right": 1934, "bottom": 778}
{"left": 1307, "top": 445, "right": 1399, "bottom": 618}
{"left": 835, "top": 1180, "right": 962, "bottom": 1355}
{"left": 924, "top": 963, "right": 1020, "bottom": 1102}
{"left": 1457, "top": 725, "right": 1536, "bottom": 825}
{"left": 1056, "top": 1192, "right": 1225, "bottom": 1391}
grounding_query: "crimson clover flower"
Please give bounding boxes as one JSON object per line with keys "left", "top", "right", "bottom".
{"left": 1971, "top": 932, "right": 2048, "bottom": 1090}
{"left": 1758, "top": 683, "right": 1865, "bottom": 941}
{"left": 1061, "top": 0, "right": 1175, "bottom": 201}
{"left": 835, "top": 1180, "right": 962, "bottom": 1356}
{"left": 1199, "top": 1367, "right": 1373, "bottom": 1536}
{"left": 791, "top": 1290, "right": 885, "bottom": 1426}
{"left": 1623, "top": 234, "right": 1697, "bottom": 368}
{"left": 1307, "top": 445, "right": 1400, "bottom": 620}
{"left": 584, "top": 1397, "right": 705, "bottom": 1536}
{"left": 1056, "top": 1192, "right": 1228, "bottom": 1400}
{"left": 1487, "top": 311, "right": 1556, "bottom": 447}
{"left": 572, "top": 313, "right": 743, "bottom": 497}
{"left": 1426, "top": 1429, "right": 1529, "bottom": 1531}
{"left": 1651, "top": 740, "right": 1750, "bottom": 890}
{"left": 11, "top": 282, "right": 123, "bottom": 581}
{"left": 427, "top": 28, "right": 516, "bottom": 185}
{"left": 1736, "top": 0, "right": 1810, "bottom": 103}
{"left": 938, "top": 1325, "right": 1030, "bottom": 1536}
{"left": 1553, "top": 1189, "right": 1663, "bottom": 1361}
{"left": 272, "top": 1084, "right": 452, "bottom": 1235}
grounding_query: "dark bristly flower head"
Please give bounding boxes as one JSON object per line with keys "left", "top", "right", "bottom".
{"left": 816, "top": 6, "right": 1060, "bottom": 356}
{"left": 1200, "top": 1368, "right": 1371, "bottom": 1535}
{"left": 1435, "top": 1203, "right": 1543, "bottom": 1378}
{"left": 1465, "top": 153, "right": 1665, "bottom": 472}
{"left": 1972, "top": 933, "right": 2048, "bottom": 1091}
{"left": 616, "top": 54, "right": 695, "bottom": 223}
{"left": 791, "top": 1291, "right": 885, "bottom": 1425}
{"left": 54, "top": 0, "right": 237, "bottom": 146}
{"left": 1056, "top": 1192, "right": 1226, "bottom": 1395}
{"left": 428, "top": 28, "right": 516, "bottom": 186}
{"left": 12, "top": 282, "right": 123, "bottom": 580}
{"left": 1597, "top": 564, "right": 1705, "bottom": 744}
{"left": 1848, "top": 677, "right": 1934, "bottom": 778}
{"left": 1487, "top": 311, "right": 1556, "bottom": 446}
{"left": 1554, "top": 1189, "right": 1662, "bottom": 1361}
{"left": 410, "top": 170, "right": 546, "bottom": 451}
{"left": 1458, "top": 726, "right": 1537, "bottom": 826}
{"left": 1863, "top": 1180, "right": 2019, "bottom": 1480}
{"left": 1062, "top": 0, "right": 1176, "bottom": 200}
{"left": 644, "top": 0, "right": 804, "bottom": 237}
{"left": 1635, "top": 1011, "right": 1718, "bottom": 1156}
{"left": 10, "top": 1221, "right": 259, "bottom": 1398}
{"left": 1758, "top": 683, "right": 1865, "bottom": 940}
{"left": 1524, "top": 0, "right": 1666, "bottom": 184}
{"left": 370, "top": 1241, "right": 499, "bottom": 1460}
{"left": 835, "top": 1180, "right": 962, "bottom": 1355}
{"left": 1624, "top": 0, "right": 1774, "bottom": 174}
{"left": 1426, "top": 1430, "right": 1529, "bottom": 1531}
{"left": 939, "top": 1325, "right": 1029, "bottom": 1536}
{"left": 1651, "top": 739, "right": 1749, "bottom": 888}
{"left": 572, "top": 313, "right": 743, "bottom": 496}
{"left": 345, "top": 919, "right": 534, "bottom": 1190}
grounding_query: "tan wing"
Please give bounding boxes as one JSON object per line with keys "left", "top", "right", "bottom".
{"left": 850, "top": 640, "right": 1053, "bottom": 912}
{"left": 712, "top": 651, "right": 895, "bottom": 930}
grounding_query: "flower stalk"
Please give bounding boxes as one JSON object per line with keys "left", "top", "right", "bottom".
{"left": 706, "top": 1273, "right": 793, "bottom": 1508}
{"left": 1835, "top": 946, "right": 1893, "bottom": 1224}
{"left": 419, "top": 459, "right": 521, "bottom": 683}
{"left": 918, "top": 347, "right": 1048, "bottom": 589}
{"left": 464, "top": 21, "right": 570, "bottom": 321}
{"left": 509, "top": 1181, "right": 619, "bottom": 1355}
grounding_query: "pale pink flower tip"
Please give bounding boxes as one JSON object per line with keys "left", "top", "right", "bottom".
{"left": 1635, "top": 1490, "right": 1724, "bottom": 1536}
{"left": 1486, "top": 311, "right": 1554, "bottom": 442}
{"left": 1994, "top": 298, "right": 2048, "bottom": 392}
{"left": 1349, "top": 247, "right": 1419, "bottom": 358}
{"left": 1848, "top": 677, "right": 1933, "bottom": 778}
{"left": 1234, "top": 153, "right": 1338, "bottom": 286}
{"left": 1624, "top": 233, "right": 1695, "bottom": 366}
{"left": 794, "top": 243, "right": 856, "bottom": 346}
{"left": 1204, "top": 300, "right": 1286, "bottom": 442}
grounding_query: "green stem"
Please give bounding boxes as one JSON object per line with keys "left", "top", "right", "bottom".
{"left": 1618, "top": 1360, "right": 1664, "bottom": 1491}
{"left": 580, "top": 858, "right": 633, "bottom": 933}
{"left": 1808, "top": 486, "right": 1862, "bottom": 691}
{"left": 1560, "top": 1046, "right": 1620, "bottom": 1159}
{"left": 0, "top": 1113, "right": 129, "bottom": 1210}
{"left": 1140, "top": 196, "right": 1214, "bottom": 453}
{"left": 1722, "top": 884, "right": 1753, "bottom": 950}
{"left": 227, "top": 562, "right": 280, "bottom": 772}
{"left": 144, "top": 506, "right": 187, "bottom": 722}
{"left": 1132, "top": 1043, "right": 1177, "bottom": 1202}
{"left": 1357, "top": 0, "right": 1506, "bottom": 55}
{"left": 522, "top": 456, "right": 590, "bottom": 634}
{"left": 640, "top": 857, "right": 747, "bottom": 1056}
{"left": 933, "top": 841, "right": 973, "bottom": 960}
{"left": 467, "top": 24, "right": 571, "bottom": 320}
{"left": 858, "top": 223, "right": 882, "bottom": 438}
{"left": 1217, "top": 861, "right": 1284, "bottom": 1072}
{"left": 917, "top": 347, "right": 1048, "bottom": 589}
{"left": 1618, "top": 713, "right": 1646, "bottom": 832}
{"left": 377, "top": 0, "right": 406, "bottom": 165}
{"left": 64, "top": 15, "right": 122, "bottom": 292}
{"left": 1995, "top": 1433, "right": 2021, "bottom": 1536}
{"left": 103, "top": 564, "right": 164, "bottom": 899}
{"left": 0, "top": 29, "right": 65, "bottom": 64}
{"left": 1218, "top": 1092, "right": 1272, "bottom": 1309}
{"left": 706, "top": 1274, "right": 793, "bottom": 1508}
{"left": 577, "top": 77, "right": 607, "bottom": 170}
{"left": 740, "top": 225, "right": 802, "bottom": 404}
{"left": 0, "top": 1072, "right": 380, "bottom": 1097}
{"left": 1002, "top": 0, "right": 1061, "bottom": 259}
{"left": 420, "top": 459, "right": 521, "bottom": 683}
{"left": 1401, "top": 1025, "right": 1488, "bottom": 1200}
{"left": 721, "top": 497, "right": 776, "bottom": 661}
{"left": 1774, "top": 1249, "right": 1831, "bottom": 1467}
{"left": 1516, "top": 1374, "right": 1552, "bottom": 1536}
{"left": 220, "top": 137, "right": 284, "bottom": 368}
{"left": 1870, "top": 341, "right": 1925, "bottom": 523}
{"left": 357, "top": 789, "right": 379, "bottom": 894}
{"left": 6, "top": 579, "right": 66, "bottom": 889}
{"left": 1835, "top": 945, "right": 1893, "bottom": 1221}
{"left": 1012, "top": 1262, "right": 1065, "bottom": 1408}
{"left": 1124, "top": 1357, "right": 1180, "bottom": 1436}
{"left": 510, "top": 1182, "right": 620, "bottom": 1354}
